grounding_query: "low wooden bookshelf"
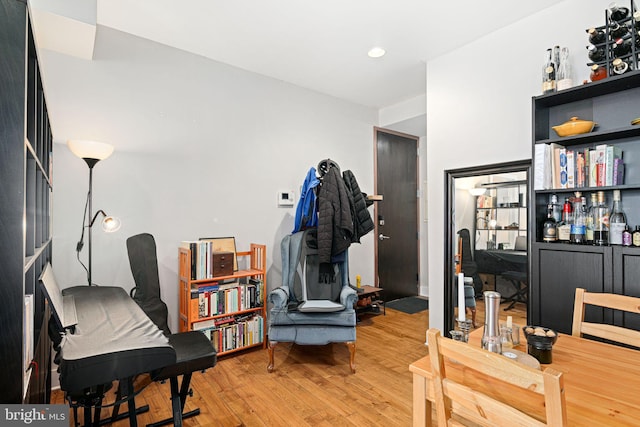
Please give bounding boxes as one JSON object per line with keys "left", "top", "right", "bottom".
{"left": 178, "top": 243, "right": 266, "bottom": 356}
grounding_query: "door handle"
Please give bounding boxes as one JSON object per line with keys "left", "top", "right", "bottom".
{"left": 379, "top": 234, "right": 391, "bottom": 241}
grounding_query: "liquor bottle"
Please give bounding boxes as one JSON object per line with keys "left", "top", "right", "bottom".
{"left": 590, "top": 64, "right": 608, "bottom": 82}
{"left": 609, "top": 2, "right": 630, "bottom": 22}
{"left": 612, "top": 38, "right": 631, "bottom": 57}
{"left": 542, "top": 204, "right": 558, "bottom": 242}
{"left": 593, "top": 191, "right": 610, "bottom": 246}
{"left": 570, "top": 193, "right": 587, "bottom": 244}
{"left": 609, "top": 22, "right": 628, "bottom": 39}
{"left": 549, "top": 194, "right": 562, "bottom": 222}
{"left": 609, "top": 190, "right": 627, "bottom": 245}
{"left": 556, "top": 47, "right": 573, "bottom": 91}
{"left": 636, "top": 30, "right": 640, "bottom": 49}
{"left": 586, "top": 192, "right": 597, "bottom": 245}
{"left": 635, "top": 11, "right": 640, "bottom": 31}
{"left": 587, "top": 27, "right": 606, "bottom": 45}
{"left": 612, "top": 58, "right": 631, "bottom": 75}
{"left": 557, "top": 197, "right": 573, "bottom": 242}
{"left": 633, "top": 226, "right": 640, "bottom": 247}
{"left": 587, "top": 45, "right": 606, "bottom": 62}
{"left": 542, "top": 48, "right": 556, "bottom": 94}
{"left": 623, "top": 225, "right": 632, "bottom": 246}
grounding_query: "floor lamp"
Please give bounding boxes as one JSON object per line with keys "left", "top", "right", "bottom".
{"left": 67, "top": 140, "right": 120, "bottom": 286}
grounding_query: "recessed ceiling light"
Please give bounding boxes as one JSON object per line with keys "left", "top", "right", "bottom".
{"left": 368, "top": 47, "right": 386, "bottom": 58}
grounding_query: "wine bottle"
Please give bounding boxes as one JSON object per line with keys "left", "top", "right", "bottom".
{"left": 612, "top": 38, "right": 631, "bottom": 57}
{"left": 609, "top": 22, "right": 628, "bottom": 39}
{"left": 587, "top": 27, "right": 606, "bottom": 45}
{"left": 542, "top": 204, "right": 558, "bottom": 242}
{"left": 549, "top": 194, "right": 562, "bottom": 222}
{"left": 610, "top": 190, "right": 627, "bottom": 245}
{"left": 542, "top": 48, "right": 556, "bottom": 94}
{"left": 556, "top": 47, "right": 572, "bottom": 91}
{"left": 587, "top": 45, "right": 606, "bottom": 62}
{"left": 593, "top": 191, "right": 610, "bottom": 246}
{"left": 609, "top": 2, "right": 630, "bottom": 22}
{"left": 612, "top": 58, "right": 631, "bottom": 75}
{"left": 590, "top": 64, "right": 607, "bottom": 82}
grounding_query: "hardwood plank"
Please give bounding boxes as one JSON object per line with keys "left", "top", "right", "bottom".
{"left": 51, "top": 303, "right": 527, "bottom": 426}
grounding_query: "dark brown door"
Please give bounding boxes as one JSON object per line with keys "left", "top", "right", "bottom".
{"left": 374, "top": 128, "right": 419, "bottom": 301}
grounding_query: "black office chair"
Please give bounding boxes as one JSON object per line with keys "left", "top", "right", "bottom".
{"left": 127, "top": 233, "right": 217, "bottom": 427}
{"left": 457, "top": 229, "right": 483, "bottom": 296}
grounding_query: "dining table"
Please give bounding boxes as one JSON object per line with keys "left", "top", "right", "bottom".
{"left": 409, "top": 327, "right": 640, "bottom": 426}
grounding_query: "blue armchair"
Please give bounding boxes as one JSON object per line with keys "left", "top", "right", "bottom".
{"left": 267, "top": 229, "right": 357, "bottom": 373}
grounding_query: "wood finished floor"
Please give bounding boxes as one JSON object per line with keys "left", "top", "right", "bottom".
{"left": 51, "top": 300, "right": 526, "bottom": 426}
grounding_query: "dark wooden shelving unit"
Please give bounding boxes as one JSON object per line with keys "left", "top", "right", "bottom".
{"left": 0, "top": 0, "right": 53, "bottom": 403}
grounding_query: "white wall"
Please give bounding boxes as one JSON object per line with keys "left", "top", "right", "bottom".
{"left": 44, "top": 26, "right": 378, "bottom": 332}
{"left": 427, "top": 0, "right": 607, "bottom": 331}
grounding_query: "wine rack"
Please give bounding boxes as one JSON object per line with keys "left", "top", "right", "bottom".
{"left": 586, "top": 1, "right": 639, "bottom": 76}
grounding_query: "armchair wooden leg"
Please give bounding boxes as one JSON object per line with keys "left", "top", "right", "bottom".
{"left": 346, "top": 341, "right": 356, "bottom": 374}
{"left": 267, "top": 341, "right": 277, "bottom": 373}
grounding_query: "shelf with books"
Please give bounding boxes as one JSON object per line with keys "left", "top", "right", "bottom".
{"left": 530, "top": 68, "right": 640, "bottom": 333}
{"left": 178, "top": 243, "right": 266, "bottom": 356}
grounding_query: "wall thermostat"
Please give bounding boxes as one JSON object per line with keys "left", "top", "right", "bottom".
{"left": 278, "top": 190, "right": 295, "bottom": 207}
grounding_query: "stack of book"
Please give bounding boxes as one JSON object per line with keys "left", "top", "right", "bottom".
{"left": 534, "top": 143, "right": 624, "bottom": 190}
{"left": 193, "top": 279, "right": 264, "bottom": 319}
{"left": 193, "top": 314, "right": 264, "bottom": 352}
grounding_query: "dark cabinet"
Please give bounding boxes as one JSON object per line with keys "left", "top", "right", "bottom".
{"left": 0, "top": 1, "right": 53, "bottom": 403}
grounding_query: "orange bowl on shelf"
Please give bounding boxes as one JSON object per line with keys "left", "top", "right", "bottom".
{"left": 552, "top": 116, "right": 597, "bottom": 137}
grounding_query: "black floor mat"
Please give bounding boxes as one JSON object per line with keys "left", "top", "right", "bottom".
{"left": 386, "top": 296, "right": 429, "bottom": 314}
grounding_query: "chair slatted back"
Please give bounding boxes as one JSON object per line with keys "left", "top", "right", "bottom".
{"left": 572, "top": 288, "right": 640, "bottom": 348}
{"left": 427, "top": 329, "right": 567, "bottom": 427}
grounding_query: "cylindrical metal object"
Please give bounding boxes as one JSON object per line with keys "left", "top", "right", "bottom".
{"left": 481, "top": 291, "right": 502, "bottom": 353}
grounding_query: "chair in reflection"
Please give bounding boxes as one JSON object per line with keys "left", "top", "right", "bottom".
{"left": 572, "top": 287, "right": 640, "bottom": 348}
{"left": 427, "top": 328, "right": 567, "bottom": 426}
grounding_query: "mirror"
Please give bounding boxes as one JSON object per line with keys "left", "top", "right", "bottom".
{"left": 444, "top": 160, "right": 531, "bottom": 335}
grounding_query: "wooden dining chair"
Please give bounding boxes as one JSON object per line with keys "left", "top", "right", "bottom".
{"left": 427, "top": 328, "right": 567, "bottom": 426}
{"left": 572, "top": 287, "right": 640, "bottom": 348}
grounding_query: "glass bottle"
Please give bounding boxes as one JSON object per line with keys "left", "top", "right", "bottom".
{"left": 593, "top": 191, "right": 610, "bottom": 246}
{"left": 558, "top": 197, "right": 573, "bottom": 242}
{"left": 623, "top": 225, "right": 632, "bottom": 246}
{"left": 570, "top": 193, "right": 586, "bottom": 244}
{"left": 586, "top": 192, "right": 597, "bottom": 245}
{"left": 610, "top": 190, "right": 627, "bottom": 245}
{"left": 587, "top": 45, "right": 606, "bottom": 62}
{"left": 500, "top": 326, "right": 514, "bottom": 350}
{"left": 612, "top": 58, "right": 631, "bottom": 75}
{"left": 556, "top": 47, "right": 573, "bottom": 91}
{"left": 635, "top": 11, "right": 640, "bottom": 31}
{"left": 587, "top": 27, "right": 606, "bottom": 45}
{"left": 609, "top": 2, "right": 630, "bottom": 22}
{"left": 613, "top": 38, "right": 631, "bottom": 57}
{"left": 542, "top": 48, "right": 556, "bottom": 94}
{"left": 542, "top": 204, "right": 558, "bottom": 242}
{"left": 590, "top": 64, "right": 608, "bottom": 82}
{"left": 549, "top": 194, "right": 562, "bottom": 222}
{"left": 609, "top": 21, "right": 628, "bottom": 39}
{"left": 633, "top": 226, "right": 640, "bottom": 247}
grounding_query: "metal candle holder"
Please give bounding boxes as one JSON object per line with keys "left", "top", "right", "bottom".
{"left": 456, "top": 319, "right": 473, "bottom": 343}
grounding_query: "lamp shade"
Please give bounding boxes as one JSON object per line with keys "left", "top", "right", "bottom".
{"left": 67, "top": 140, "right": 114, "bottom": 161}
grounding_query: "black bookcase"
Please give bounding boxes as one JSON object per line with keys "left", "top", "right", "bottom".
{"left": 0, "top": 0, "right": 53, "bottom": 403}
{"left": 531, "top": 71, "right": 640, "bottom": 334}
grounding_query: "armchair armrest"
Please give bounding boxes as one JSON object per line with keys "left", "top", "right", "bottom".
{"left": 340, "top": 286, "right": 358, "bottom": 308}
{"left": 268, "top": 287, "right": 290, "bottom": 309}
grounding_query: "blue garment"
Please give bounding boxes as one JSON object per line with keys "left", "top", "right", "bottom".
{"left": 293, "top": 167, "right": 320, "bottom": 233}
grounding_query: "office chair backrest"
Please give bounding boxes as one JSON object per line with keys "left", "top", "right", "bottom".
{"left": 514, "top": 235, "right": 527, "bottom": 251}
{"left": 127, "top": 233, "right": 171, "bottom": 336}
{"left": 572, "top": 288, "right": 640, "bottom": 348}
{"left": 427, "top": 328, "right": 567, "bottom": 426}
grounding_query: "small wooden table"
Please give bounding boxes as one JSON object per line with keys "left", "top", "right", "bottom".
{"left": 355, "top": 285, "right": 385, "bottom": 318}
{"left": 410, "top": 328, "right": 640, "bottom": 426}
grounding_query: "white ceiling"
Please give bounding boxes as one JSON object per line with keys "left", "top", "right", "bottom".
{"left": 31, "top": 0, "right": 562, "bottom": 109}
